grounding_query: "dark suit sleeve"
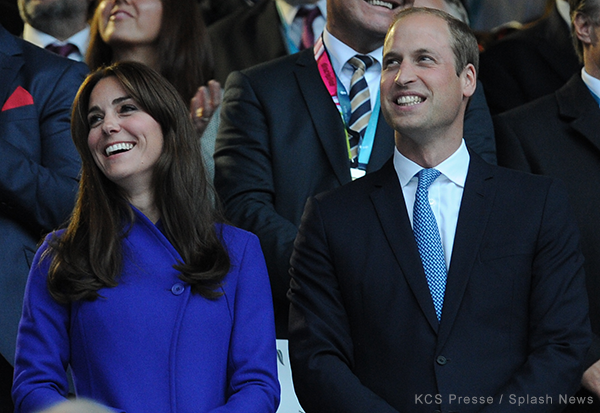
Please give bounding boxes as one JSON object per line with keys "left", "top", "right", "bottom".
{"left": 214, "top": 71, "right": 298, "bottom": 315}
{"left": 0, "top": 60, "right": 86, "bottom": 233}
{"left": 480, "top": 179, "right": 591, "bottom": 413}
{"left": 287, "top": 197, "right": 400, "bottom": 413}
{"left": 464, "top": 80, "right": 497, "bottom": 164}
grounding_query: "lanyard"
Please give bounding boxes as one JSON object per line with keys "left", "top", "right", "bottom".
{"left": 314, "top": 36, "right": 378, "bottom": 170}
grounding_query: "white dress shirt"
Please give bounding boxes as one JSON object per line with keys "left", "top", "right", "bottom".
{"left": 393, "top": 141, "right": 470, "bottom": 270}
{"left": 22, "top": 23, "right": 90, "bottom": 62}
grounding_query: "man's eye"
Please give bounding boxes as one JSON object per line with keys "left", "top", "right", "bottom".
{"left": 385, "top": 60, "right": 400, "bottom": 69}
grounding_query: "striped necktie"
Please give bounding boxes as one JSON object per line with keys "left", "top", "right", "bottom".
{"left": 413, "top": 168, "right": 447, "bottom": 321}
{"left": 348, "top": 55, "right": 374, "bottom": 167}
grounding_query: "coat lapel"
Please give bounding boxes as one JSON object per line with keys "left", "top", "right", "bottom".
{"left": 369, "top": 161, "right": 440, "bottom": 332}
{"left": 557, "top": 75, "right": 600, "bottom": 153}
{"left": 367, "top": 112, "right": 395, "bottom": 173}
{"left": 294, "top": 49, "right": 352, "bottom": 185}
{"left": 436, "top": 153, "right": 496, "bottom": 347}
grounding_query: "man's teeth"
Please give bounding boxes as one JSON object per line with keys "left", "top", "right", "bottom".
{"left": 367, "top": 0, "right": 394, "bottom": 9}
{"left": 105, "top": 142, "right": 134, "bottom": 156}
{"left": 397, "top": 96, "right": 424, "bottom": 106}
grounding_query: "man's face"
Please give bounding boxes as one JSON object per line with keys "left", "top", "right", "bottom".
{"left": 327, "top": 0, "right": 415, "bottom": 50}
{"left": 19, "top": 0, "right": 89, "bottom": 24}
{"left": 380, "top": 12, "right": 475, "bottom": 140}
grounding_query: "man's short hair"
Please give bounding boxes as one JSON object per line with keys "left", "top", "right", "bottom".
{"left": 387, "top": 7, "right": 479, "bottom": 76}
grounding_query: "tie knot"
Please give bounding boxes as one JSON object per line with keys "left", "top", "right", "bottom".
{"left": 349, "top": 55, "right": 374, "bottom": 72}
{"left": 45, "top": 43, "right": 79, "bottom": 58}
{"left": 417, "top": 168, "right": 441, "bottom": 191}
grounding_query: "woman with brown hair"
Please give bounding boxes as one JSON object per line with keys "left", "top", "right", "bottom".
{"left": 12, "top": 62, "right": 279, "bottom": 413}
{"left": 87, "top": 0, "right": 221, "bottom": 176}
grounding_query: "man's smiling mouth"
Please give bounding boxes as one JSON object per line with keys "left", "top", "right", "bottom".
{"left": 366, "top": 0, "right": 396, "bottom": 10}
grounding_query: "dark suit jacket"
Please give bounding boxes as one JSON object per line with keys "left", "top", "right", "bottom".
{"left": 479, "top": 3, "right": 581, "bottom": 115}
{"left": 0, "top": 23, "right": 86, "bottom": 382}
{"left": 208, "top": 0, "right": 287, "bottom": 84}
{"left": 214, "top": 47, "right": 496, "bottom": 338}
{"left": 495, "top": 74, "right": 600, "bottom": 390}
{"left": 287, "top": 154, "right": 591, "bottom": 413}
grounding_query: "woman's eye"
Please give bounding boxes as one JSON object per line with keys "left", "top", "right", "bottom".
{"left": 88, "top": 114, "right": 102, "bottom": 127}
{"left": 119, "top": 104, "right": 138, "bottom": 114}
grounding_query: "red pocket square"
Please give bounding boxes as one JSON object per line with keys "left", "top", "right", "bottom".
{"left": 2, "top": 86, "right": 34, "bottom": 111}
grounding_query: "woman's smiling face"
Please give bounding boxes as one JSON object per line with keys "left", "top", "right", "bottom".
{"left": 87, "top": 76, "right": 164, "bottom": 197}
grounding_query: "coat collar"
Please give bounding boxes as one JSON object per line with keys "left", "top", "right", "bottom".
{"left": 557, "top": 73, "right": 600, "bottom": 153}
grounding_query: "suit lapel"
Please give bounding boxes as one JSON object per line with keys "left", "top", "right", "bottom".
{"left": 294, "top": 49, "right": 352, "bottom": 185}
{"left": 557, "top": 75, "right": 600, "bottom": 153}
{"left": 367, "top": 111, "right": 395, "bottom": 173}
{"left": 0, "top": 26, "right": 23, "bottom": 107}
{"left": 369, "top": 161, "right": 440, "bottom": 332}
{"left": 436, "top": 154, "right": 496, "bottom": 347}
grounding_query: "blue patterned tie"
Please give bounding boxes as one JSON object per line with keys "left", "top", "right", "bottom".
{"left": 413, "top": 169, "right": 447, "bottom": 321}
{"left": 348, "top": 55, "right": 374, "bottom": 167}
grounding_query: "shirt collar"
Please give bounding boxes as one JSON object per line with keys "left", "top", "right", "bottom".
{"left": 275, "top": 0, "right": 327, "bottom": 26}
{"left": 394, "top": 140, "right": 470, "bottom": 188}
{"left": 322, "top": 27, "right": 383, "bottom": 76}
{"left": 22, "top": 23, "right": 90, "bottom": 57}
{"left": 581, "top": 68, "right": 600, "bottom": 104}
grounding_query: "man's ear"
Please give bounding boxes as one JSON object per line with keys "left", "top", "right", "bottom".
{"left": 461, "top": 63, "right": 477, "bottom": 99}
{"left": 574, "top": 13, "right": 595, "bottom": 45}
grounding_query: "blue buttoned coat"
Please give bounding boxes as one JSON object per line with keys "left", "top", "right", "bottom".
{"left": 12, "top": 208, "right": 280, "bottom": 413}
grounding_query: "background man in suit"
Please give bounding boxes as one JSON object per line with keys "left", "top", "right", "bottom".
{"left": 209, "top": 0, "right": 326, "bottom": 84}
{"left": 214, "top": 0, "right": 496, "bottom": 338}
{"left": 288, "top": 8, "right": 591, "bottom": 412}
{"left": 494, "top": 0, "right": 600, "bottom": 410}
{"left": 478, "top": 0, "right": 580, "bottom": 114}
{"left": 0, "top": 23, "right": 87, "bottom": 411}
{"left": 19, "top": 0, "right": 93, "bottom": 61}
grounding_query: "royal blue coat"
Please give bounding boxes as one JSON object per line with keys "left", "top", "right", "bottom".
{"left": 13, "top": 209, "right": 280, "bottom": 413}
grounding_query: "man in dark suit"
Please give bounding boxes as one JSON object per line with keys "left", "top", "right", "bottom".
{"left": 214, "top": 0, "right": 496, "bottom": 338}
{"left": 208, "top": 0, "right": 326, "bottom": 84}
{"left": 479, "top": 0, "right": 581, "bottom": 114}
{"left": 0, "top": 23, "right": 87, "bottom": 410}
{"left": 494, "top": 0, "right": 600, "bottom": 410}
{"left": 288, "top": 8, "right": 591, "bottom": 412}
